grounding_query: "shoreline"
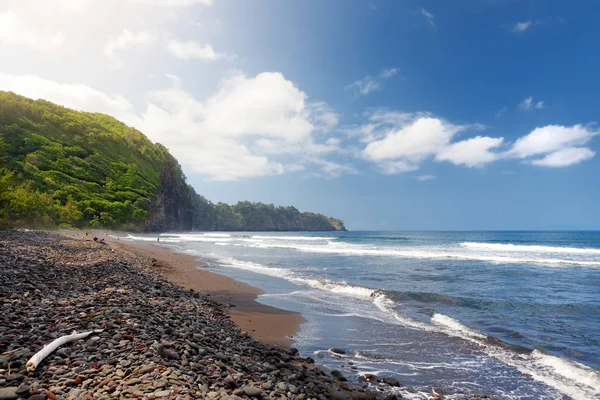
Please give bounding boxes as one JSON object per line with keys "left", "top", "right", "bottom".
{"left": 110, "top": 237, "right": 305, "bottom": 347}
{"left": 0, "top": 229, "right": 499, "bottom": 400}
{"left": 1, "top": 230, "right": 384, "bottom": 400}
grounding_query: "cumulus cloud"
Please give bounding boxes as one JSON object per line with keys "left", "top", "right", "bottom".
{"left": 509, "top": 124, "right": 598, "bottom": 158}
{"left": 138, "top": 71, "right": 346, "bottom": 179}
{"left": 512, "top": 20, "right": 532, "bottom": 33}
{"left": 359, "top": 111, "right": 505, "bottom": 172}
{"left": 504, "top": 124, "right": 598, "bottom": 167}
{"left": 361, "top": 114, "right": 467, "bottom": 173}
{"left": 364, "top": 117, "right": 462, "bottom": 163}
{"left": 436, "top": 136, "right": 504, "bottom": 167}
{"left": 530, "top": 147, "right": 595, "bottom": 167}
{"left": 354, "top": 110, "right": 597, "bottom": 173}
{"left": 519, "top": 96, "right": 544, "bottom": 110}
{"left": 166, "top": 39, "right": 225, "bottom": 60}
{"left": 345, "top": 68, "right": 398, "bottom": 96}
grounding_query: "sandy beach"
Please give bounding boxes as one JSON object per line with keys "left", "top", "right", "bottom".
{"left": 110, "top": 237, "right": 305, "bottom": 347}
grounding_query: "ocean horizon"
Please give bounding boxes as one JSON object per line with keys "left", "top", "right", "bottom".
{"left": 125, "top": 230, "right": 600, "bottom": 400}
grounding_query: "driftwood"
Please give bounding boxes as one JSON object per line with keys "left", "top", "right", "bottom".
{"left": 26, "top": 329, "right": 102, "bottom": 372}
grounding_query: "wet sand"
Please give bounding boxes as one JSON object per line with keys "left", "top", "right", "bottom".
{"left": 110, "top": 238, "right": 305, "bottom": 347}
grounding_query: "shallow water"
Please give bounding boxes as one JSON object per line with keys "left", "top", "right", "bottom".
{"left": 125, "top": 231, "right": 600, "bottom": 400}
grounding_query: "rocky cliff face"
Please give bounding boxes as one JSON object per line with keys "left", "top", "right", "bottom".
{"left": 145, "top": 155, "right": 196, "bottom": 232}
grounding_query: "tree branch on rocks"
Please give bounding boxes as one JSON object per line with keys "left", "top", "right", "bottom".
{"left": 26, "top": 330, "right": 103, "bottom": 372}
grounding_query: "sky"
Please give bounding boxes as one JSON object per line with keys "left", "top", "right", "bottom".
{"left": 1, "top": 0, "right": 599, "bottom": 230}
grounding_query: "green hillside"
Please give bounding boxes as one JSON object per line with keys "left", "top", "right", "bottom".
{"left": 0, "top": 91, "right": 345, "bottom": 232}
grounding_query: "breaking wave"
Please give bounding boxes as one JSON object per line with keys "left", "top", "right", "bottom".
{"left": 460, "top": 242, "right": 600, "bottom": 254}
{"left": 240, "top": 241, "right": 600, "bottom": 267}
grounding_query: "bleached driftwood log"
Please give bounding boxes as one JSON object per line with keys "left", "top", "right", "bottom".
{"left": 26, "top": 329, "right": 102, "bottom": 372}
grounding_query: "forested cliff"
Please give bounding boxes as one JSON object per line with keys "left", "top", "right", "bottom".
{"left": 0, "top": 91, "right": 345, "bottom": 232}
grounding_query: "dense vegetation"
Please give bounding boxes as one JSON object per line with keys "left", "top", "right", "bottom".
{"left": 0, "top": 91, "right": 345, "bottom": 231}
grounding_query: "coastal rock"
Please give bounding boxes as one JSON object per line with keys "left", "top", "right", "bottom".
{"left": 329, "top": 348, "right": 347, "bottom": 355}
{"left": 15, "top": 384, "right": 30, "bottom": 395}
{"left": 242, "top": 386, "right": 263, "bottom": 397}
{"left": 382, "top": 377, "right": 400, "bottom": 387}
{"left": 0, "top": 387, "right": 18, "bottom": 400}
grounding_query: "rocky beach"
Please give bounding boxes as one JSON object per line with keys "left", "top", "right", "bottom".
{"left": 0, "top": 231, "right": 493, "bottom": 400}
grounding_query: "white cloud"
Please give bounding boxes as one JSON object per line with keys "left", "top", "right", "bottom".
{"left": 127, "top": 0, "right": 213, "bottom": 7}
{"left": 519, "top": 96, "right": 544, "bottom": 110}
{"left": 363, "top": 116, "right": 464, "bottom": 163}
{"left": 512, "top": 20, "right": 532, "bottom": 33}
{"left": 358, "top": 114, "right": 598, "bottom": 172}
{"left": 166, "top": 39, "right": 224, "bottom": 60}
{"left": 497, "top": 106, "right": 507, "bottom": 117}
{"left": 0, "top": 10, "right": 65, "bottom": 51}
{"left": 140, "top": 71, "right": 344, "bottom": 180}
{"left": 421, "top": 8, "right": 436, "bottom": 27}
{"left": 530, "top": 147, "right": 595, "bottom": 167}
{"left": 104, "top": 29, "right": 154, "bottom": 59}
{"left": 200, "top": 72, "right": 313, "bottom": 141}
{"left": 417, "top": 174, "right": 436, "bottom": 181}
{"left": 509, "top": 124, "right": 598, "bottom": 158}
{"left": 436, "top": 136, "right": 504, "bottom": 167}
{"left": 346, "top": 68, "right": 398, "bottom": 96}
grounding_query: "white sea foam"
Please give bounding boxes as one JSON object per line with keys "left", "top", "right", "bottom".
{"left": 530, "top": 350, "right": 600, "bottom": 391}
{"left": 245, "top": 241, "right": 600, "bottom": 267}
{"left": 373, "top": 296, "right": 436, "bottom": 331}
{"left": 251, "top": 235, "right": 336, "bottom": 241}
{"left": 160, "top": 232, "right": 232, "bottom": 238}
{"left": 460, "top": 242, "right": 600, "bottom": 254}
{"left": 157, "top": 233, "right": 232, "bottom": 242}
{"left": 428, "top": 315, "right": 600, "bottom": 400}
{"left": 299, "top": 278, "right": 379, "bottom": 299}
{"left": 431, "top": 313, "right": 487, "bottom": 339}
{"left": 213, "top": 256, "right": 291, "bottom": 279}
{"left": 125, "top": 234, "right": 181, "bottom": 243}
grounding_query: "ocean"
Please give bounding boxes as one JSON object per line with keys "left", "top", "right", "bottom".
{"left": 124, "top": 231, "right": 600, "bottom": 400}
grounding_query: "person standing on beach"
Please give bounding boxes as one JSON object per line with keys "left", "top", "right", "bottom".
{"left": 157, "top": 237, "right": 160, "bottom": 242}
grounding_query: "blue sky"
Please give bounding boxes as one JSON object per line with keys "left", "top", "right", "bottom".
{"left": 1, "top": 0, "right": 599, "bottom": 229}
